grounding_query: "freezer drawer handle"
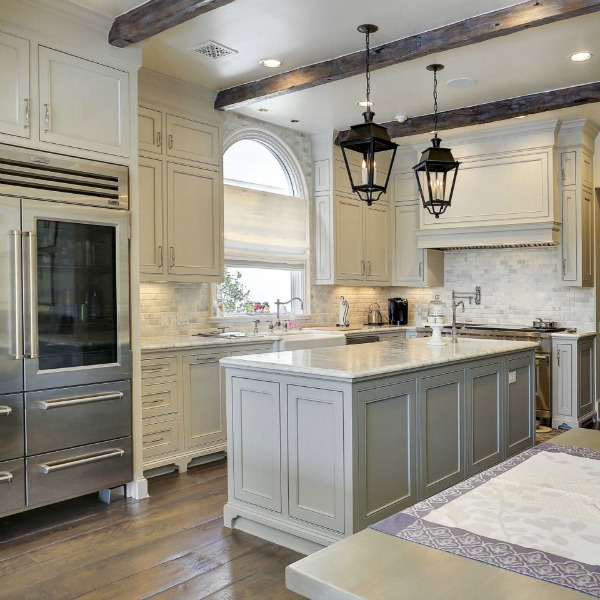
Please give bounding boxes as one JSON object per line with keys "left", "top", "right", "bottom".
{"left": 0, "top": 472, "right": 14, "bottom": 484}
{"left": 0, "top": 406, "right": 13, "bottom": 416}
{"left": 38, "top": 391, "right": 124, "bottom": 410}
{"left": 39, "top": 448, "right": 125, "bottom": 474}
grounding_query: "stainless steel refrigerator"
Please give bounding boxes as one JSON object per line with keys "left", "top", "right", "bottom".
{"left": 0, "top": 146, "right": 132, "bottom": 516}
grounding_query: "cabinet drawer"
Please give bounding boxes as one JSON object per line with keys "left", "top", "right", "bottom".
{"left": 141, "top": 356, "right": 178, "bottom": 380}
{"left": 27, "top": 438, "right": 132, "bottom": 508}
{"left": 229, "top": 343, "right": 273, "bottom": 356}
{"left": 26, "top": 381, "right": 131, "bottom": 456}
{"left": 143, "top": 418, "right": 181, "bottom": 460}
{"left": 0, "top": 394, "right": 24, "bottom": 461}
{"left": 0, "top": 458, "right": 25, "bottom": 517}
{"left": 142, "top": 380, "right": 179, "bottom": 419}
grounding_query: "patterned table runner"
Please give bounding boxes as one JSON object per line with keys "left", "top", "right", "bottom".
{"left": 371, "top": 443, "right": 600, "bottom": 597}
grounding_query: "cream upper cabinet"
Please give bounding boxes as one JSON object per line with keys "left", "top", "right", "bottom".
{"left": 364, "top": 200, "right": 392, "bottom": 283}
{"left": 139, "top": 104, "right": 224, "bottom": 283}
{"left": 38, "top": 47, "right": 129, "bottom": 157}
{"left": 0, "top": 32, "right": 30, "bottom": 139}
{"left": 393, "top": 201, "right": 444, "bottom": 287}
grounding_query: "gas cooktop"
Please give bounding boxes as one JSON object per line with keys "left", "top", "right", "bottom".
{"left": 453, "top": 323, "right": 568, "bottom": 333}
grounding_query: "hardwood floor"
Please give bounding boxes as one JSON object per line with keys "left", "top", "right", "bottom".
{"left": 0, "top": 460, "right": 304, "bottom": 599}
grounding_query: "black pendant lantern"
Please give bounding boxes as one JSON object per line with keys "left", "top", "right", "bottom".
{"left": 413, "top": 64, "right": 460, "bottom": 218}
{"left": 339, "top": 24, "right": 397, "bottom": 206}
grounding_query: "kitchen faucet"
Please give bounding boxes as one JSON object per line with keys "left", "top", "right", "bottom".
{"left": 450, "top": 286, "right": 481, "bottom": 344}
{"left": 275, "top": 297, "right": 304, "bottom": 323}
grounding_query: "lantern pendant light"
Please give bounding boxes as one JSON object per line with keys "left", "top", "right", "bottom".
{"left": 339, "top": 24, "right": 398, "bottom": 206}
{"left": 413, "top": 64, "right": 460, "bottom": 218}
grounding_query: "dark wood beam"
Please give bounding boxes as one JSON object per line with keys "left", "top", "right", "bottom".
{"left": 109, "top": 0, "right": 236, "bottom": 48}
{"left": 215, "top": 0, "right": 600, "bottom": 110}
{"left": 335, "top": 82, "right": 600, "bottom": 143}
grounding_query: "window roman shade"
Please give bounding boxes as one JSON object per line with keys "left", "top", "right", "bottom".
{"left": 224, "top": 184, "right": 308, "bottom": 264}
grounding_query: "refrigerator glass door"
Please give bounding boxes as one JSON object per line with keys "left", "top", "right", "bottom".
{"left": 0, "top": 196, "right": 24, "bottom": 395}
{"left": 22, "top": 200, "right": 130, "bottom": 390}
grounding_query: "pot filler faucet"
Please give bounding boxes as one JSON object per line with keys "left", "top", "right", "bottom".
{"left": 275, "top": 297, "right": 304, "bottom": 324}
{"left": 451, "top": 286, "right": 481, "bottom": 344}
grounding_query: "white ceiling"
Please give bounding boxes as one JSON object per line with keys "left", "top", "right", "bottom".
{"left": 68, "top": 0, "right": 600, "bottom": 136}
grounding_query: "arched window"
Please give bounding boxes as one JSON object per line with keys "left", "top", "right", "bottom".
{"left": 216, "top": 130, "right": 309, "bottom": 318}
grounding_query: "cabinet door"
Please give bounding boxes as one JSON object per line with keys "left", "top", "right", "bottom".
{"left": 166, "top": 114, "right": 219, "bottom": 166}
{"left": 581, "top": 190, "right": 593, "bottom": 287}
{"left": 393, "top": 202, "right": 424, "bottom": 285}
{"left": 334, "top": 194, "right": 364, "bottom": 282}
{"left": 38, "top": 47, "right": 129, "bottom": 157}
{"left": 357, "top": 380, "right": 417, "bottom": 528}
{"left": 167, "top": 162, "right": 222, "bottom": 279}
{"left": 139, "top": 156, "right": 165, "bottom": 276}
{"left": 365, "top": 201, "right": 391, "bottom": 284}
{"left": 466, "top": 362, "right": 503, "bottom": 475}
{"left": 561, "top": 189, "right": 577, "bottom": 282}
{"left": 181, "top": 353, "right": 227, "bottom": 450}
{"left": 555, "top": 342, "right": 574, "bottom": 421}
{"left": 315, "top": 193, "right": 333, "bottom": 283}
{"left": 231, "top": 377, "right": 281, "bottom": 512}
{"left": 138, "top": 106, "right": 163, "bottom": 155}
{"left": 505, "top": 355, "right": 534, "bottom": 457}
{"left": 288, "top": 385, "right": 345, "bottom": 532}
{"left": 561, "top": 150, "right": 576, "bottom": 187}
{"left": 418, "top": 370, "right": 464, "bottom": 499}
{"left": 0, "top": 32, "right": 30, "bottom": 139}
{"left": 334, "top": 159, "right": 360, "bottom": 196}
{"left": 577, "top": 338, "right": 594, "bottom": 419}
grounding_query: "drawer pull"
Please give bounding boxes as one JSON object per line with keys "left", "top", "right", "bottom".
{"left": 39, "top": 448, "right": 125, "bottom": 474}
{"left": 193, "top": 356, "right": 221, "bottom": 363}
{"left": 0, "top": 406, "right": 13, "bottom": 416}
{"left": 0, "top": 472, "right": 14, "bottom": 484}
{"left": 142, "top": 366, "right": 167, "bottom": 372}
{"left": 143, "top": 398, "right": 163, "bottom": 404}
{"left": 38, "top": 392, "right": 124, "bottom": 410}
{"left": 144, "top": 436, "right": 165, "bottom": 445}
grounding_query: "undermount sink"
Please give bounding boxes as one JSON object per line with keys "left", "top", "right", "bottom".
{"left": 276, "top": 331, "right": 346, "bottom": 351}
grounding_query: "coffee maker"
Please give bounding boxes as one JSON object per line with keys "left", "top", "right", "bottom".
{"left": 388, "top": 297, "right": 408, "bottom": 325}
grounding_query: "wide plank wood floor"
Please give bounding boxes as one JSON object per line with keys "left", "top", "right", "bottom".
{"left": 0, "top": 459, "right": 304, "bottom": 599}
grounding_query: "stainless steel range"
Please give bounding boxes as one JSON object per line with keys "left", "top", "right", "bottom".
{"left": 446, "top": 323, "right": 569, "bottom": 426}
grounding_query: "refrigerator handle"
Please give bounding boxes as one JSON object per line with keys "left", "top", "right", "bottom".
{"left": 24, "top": 231, "right": 39, "bottom": 359}
{"left": 11, "top": 231, "right": 24, "bottom": 360}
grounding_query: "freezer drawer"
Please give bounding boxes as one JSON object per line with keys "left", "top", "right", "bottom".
{"left": 26, "top": 437, "right": 132, "bottom": 508}
{"left": 0, "top": 458, "right": 25, "bottom": 516}
{"left": 0, "top": 394, "right": 24, "bottom": 461}
{"left": 26, "top": 381, "right": 131, "bottom": 455}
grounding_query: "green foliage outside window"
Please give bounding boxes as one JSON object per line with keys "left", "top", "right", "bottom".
{"left": 217, "top": 268, "right": 252, "bottom": 313}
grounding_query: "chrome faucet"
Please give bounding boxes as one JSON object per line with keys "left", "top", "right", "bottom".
{"left": 275, "top": 297, "right": 304, "bottom": 321}
{"left": 450, "top": 286, "right": 481, "bottom": 344}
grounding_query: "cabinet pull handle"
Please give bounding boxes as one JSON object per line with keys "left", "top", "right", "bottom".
{"left": 24, "top": 98, "right": 30, "bottom": 129}
{"left": 557, "top": 349, "right": 560, "bottom": 366}
{"left": 419, "top": 262, "right": 423, "bottom": 277}
{"left": 39, "top": 448, "right": 125, "bottom": 474}
{"left": 562, "top": 258, "right": 567, "bottom": 276}
{"left": 38, "top": 392, "right": 123, "bottom": 410}
{"left": 143, "top": 398, "right": 163, "bottom": 404}
{"left": 168, "top": 134, "right": 173, "bottom": 149}
{"left": 193, "top": 356, "right": 220, "bottom": 362}
{"left": 43, "top": 104, "right": 50, "bottom": 133}
{"left": 360, "top": 261, "right": 365, "bottom": 276}
{"left": 561, "top": 168, "right": 565, "bottom": 183}
{"left": 12, "top": 231, "right": 23, "bottom": 360}
{"left": 170, "top": 246, "right": 175, "bottom": 267}
{"left": 156, "top": 131, "right": 162, "bottom": 147}
{"left": 0, "top": 472, "right": 14, "bottom": 484}
{"left": 157, "top": 245, "right": 163, "bottom": 268}
{"left": 144, "top": 436, "right": 165, "bottom": 445}
{"left": 0, "top": 406, "right": 13, "bottom": 416}
{"left": 367, "top": 261, "right": 372, "bottom": 276}
{"left": 24, "top": 231, "right": 38, "bottom": 359}
{"left": 142, "top": 366, "right": 166, "bottom": 372}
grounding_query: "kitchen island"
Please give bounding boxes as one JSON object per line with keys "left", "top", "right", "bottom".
{"left": 221, "top": 338, "right": 537, "bottom": 553}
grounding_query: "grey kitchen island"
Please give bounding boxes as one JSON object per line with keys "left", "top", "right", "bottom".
{"left": 221, "top": 338, "right": 536, "bottom": 554}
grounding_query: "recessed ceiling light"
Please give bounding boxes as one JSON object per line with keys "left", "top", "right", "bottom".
{"left": 357, "top": 100, "right": 374, "bottom": 108}
{"left": 446, "top": 77, "right": 477, "bottom": 89}
{"left": 395, "top": 114, "right": 408, "bottom": 123}
{"left": 259, "top": 58, "right": 282, "bottom": 68}
{"left": 570, "top": 51, "right": 592, "bottom": 62}
{"left": 257, "top": 108, "right": 269, "bottom": 112}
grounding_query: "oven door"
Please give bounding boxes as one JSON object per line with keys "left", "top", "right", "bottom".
{"left": 21, "top": 200, "right": 130, "bottom": 390}
{"left": 535, "top": 353, "right": 551, "bottom": 424}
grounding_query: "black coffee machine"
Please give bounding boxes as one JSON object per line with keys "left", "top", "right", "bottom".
{"left": 388, "top": 297, "right": 408, "bottom": 325}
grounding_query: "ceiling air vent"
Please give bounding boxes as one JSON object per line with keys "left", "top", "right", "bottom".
{"left": 190, "top": 40, "right": 238, "bottom": 60}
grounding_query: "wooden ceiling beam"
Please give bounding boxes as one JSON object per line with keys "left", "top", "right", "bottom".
{"left": 215, "top": 0, "right": 600, "bottom": 111}
{"left": 335, "top": 82, "right": 600, "bottom": 143}
{"left": 109, "top": 0, "right": 236, "bottom": 48}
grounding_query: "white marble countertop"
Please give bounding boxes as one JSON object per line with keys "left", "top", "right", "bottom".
{"left": 220, "top": 337, "right": 537, "bottom": 380}
{"left": 304, "top": 324, "right": 415, "bottom": 334}
{"left": 141, "top": 334, "right": 282, "bottom": 351}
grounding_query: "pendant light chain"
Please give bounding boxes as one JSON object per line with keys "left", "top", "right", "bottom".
{"left": 365, "top": 29, "right": 371, "bottom": 107}
{"left": 432, "top": 67, "right": 439, "bottom": 137}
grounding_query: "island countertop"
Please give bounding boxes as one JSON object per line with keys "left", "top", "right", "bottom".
{"left": 220, "top": 337, "right": 537, "bottom": 381}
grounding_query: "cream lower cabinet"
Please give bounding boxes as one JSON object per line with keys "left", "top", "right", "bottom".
{"left": 142, "top": 342, "right": 272, "bottom": 473}
{"left": 334, "top": 193, "right": 391, "bottom": 285}
{"left": 552, "top": 334, "right": 596, "bottom": 429}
